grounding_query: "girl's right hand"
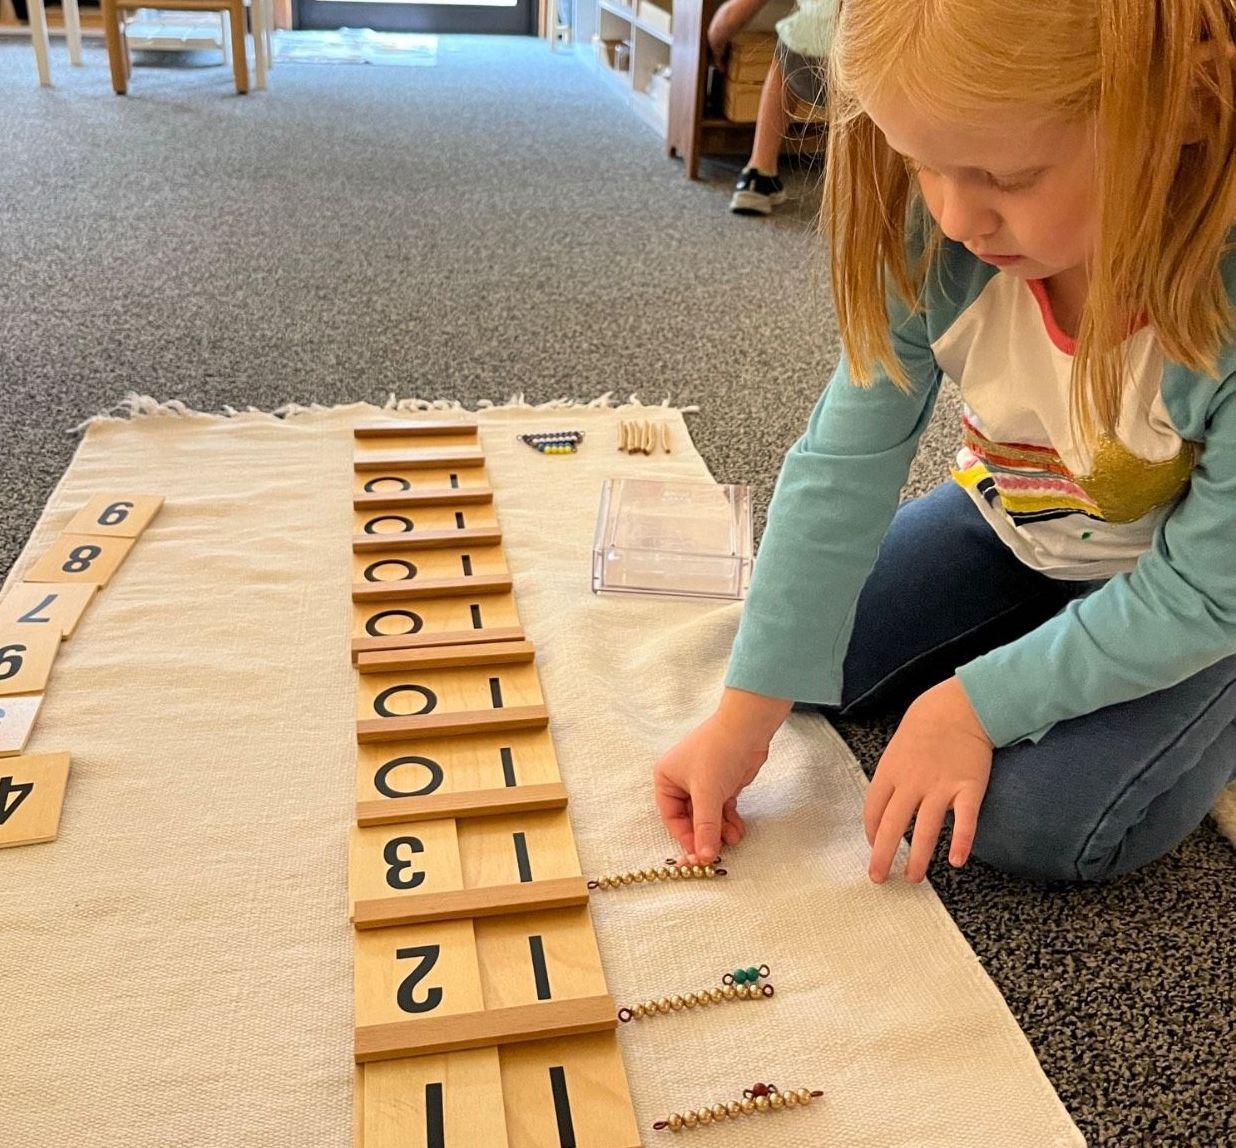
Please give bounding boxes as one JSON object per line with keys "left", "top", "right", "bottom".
{"left": 652, "top": 688, "right": 793, "bottom": 864}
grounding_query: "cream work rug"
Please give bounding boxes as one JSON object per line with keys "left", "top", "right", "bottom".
{"left": 0, "top": 402, "right": 1084, "bottom": 1147}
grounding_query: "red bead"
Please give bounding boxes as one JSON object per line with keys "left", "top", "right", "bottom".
{"left": 752, "top": 1083, "right": 769, "bottom": 1097}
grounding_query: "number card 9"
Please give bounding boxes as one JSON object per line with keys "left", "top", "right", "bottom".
{"left": 63, "top": 495, "right": 163, "bottom": 539}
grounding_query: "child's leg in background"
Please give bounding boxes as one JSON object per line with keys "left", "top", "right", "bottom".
{"left": 749, "top": 53, "right": 790, "bottom": 175}
{"left": 825, "top": 480, "right": 1236, "bottom": 881}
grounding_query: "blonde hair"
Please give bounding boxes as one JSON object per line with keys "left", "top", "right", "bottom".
{"left": 824, "top": 0, "right": 1236, "bottom": 444}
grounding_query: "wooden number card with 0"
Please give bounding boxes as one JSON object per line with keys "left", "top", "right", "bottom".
{"left": 352, "top": 591, "right": 524, "bottom": 661}
{"left": 354, "top": 466, "right": 495, "bottom": 513}
{"left": 355, "top": 729, "right": 565, "bottom": 826}
{"left": 352, "top": 546, "right": 511, "bottom": 604}
{"left": 355, "top": 662, "right": 548, "bottom": 744}
{"left": 24, "top": 534, "right": 136, "bottom": 587}
{"left": 349, "top": 808, "right": 587, "bottom": 929}
{"left": 0, "top": 751, "right": 71, "bottom": 848}
{"left": 0, "top": 583, "right": 97, "bottom": 640}
{"left": 353, "top": 504, "right": 501, "bottom": 553}
{"left": 62, "top": 494, "right": 164, "bottom": 539}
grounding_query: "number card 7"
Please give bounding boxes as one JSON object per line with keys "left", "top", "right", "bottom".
{"left": 0, "top": 583, "right": 97, "bottom": 640}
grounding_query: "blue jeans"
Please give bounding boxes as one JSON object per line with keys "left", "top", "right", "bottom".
{"left": 829, "top": 481, "right": 1236, "bottom": 882}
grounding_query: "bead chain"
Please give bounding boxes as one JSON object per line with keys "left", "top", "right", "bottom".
{"left": 654, "top": 1083, "right": 824, "bottom": 1132}
{"left": 618, "top": 965, "right": 774, "bottom": 1023}
{"left": 588, "top": 860, "right": 726, "bottom": 890}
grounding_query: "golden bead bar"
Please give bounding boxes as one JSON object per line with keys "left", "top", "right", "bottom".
{"left": 587, "top": 860, "right": 726, "bottom": 891}
{"left": 653, "top": 1083, "right": 824, "bottom": 1132}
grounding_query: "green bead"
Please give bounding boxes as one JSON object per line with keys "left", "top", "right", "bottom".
{"left": 733, "top": 968, "right": 747, "bottom": 984}
{"left": 746, "top": 966, "right": 759, "bottom": 982}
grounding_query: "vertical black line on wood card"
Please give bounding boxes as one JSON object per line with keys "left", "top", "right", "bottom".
{"left": 549, "top": 1066, "right": 577, "bottom": 1148}
{"left": 461, "top": 554, "right": 473, "bottom": 576}
{"left": 470, "top": 603, "right": 483, "bottom": 629}
{"left": 513, "top": 831, "right": 533, "bottom": 883}
{"left": 500, "top": 746, "right": 516, "bottom": 787}
{"left": 489, "top": 676, "right": 503, "bottom": 708}
{"left": 425, "top": 1082, "right": 445, "bottom": 1148}
{"left": 529, "top": 934, "right": 552, "bottom": 1000}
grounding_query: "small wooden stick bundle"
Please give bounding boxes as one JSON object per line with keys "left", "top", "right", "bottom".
{"left": 617, "top": 418, "right": 672, "bottom": 455}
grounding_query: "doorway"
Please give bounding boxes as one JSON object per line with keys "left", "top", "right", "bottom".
{"left": 294, "top": 0, "right": 535, "bottom": 34}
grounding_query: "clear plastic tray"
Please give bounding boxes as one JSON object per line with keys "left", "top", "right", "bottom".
{"left": 591, "top": 478, "right": 753, "bottom": 600}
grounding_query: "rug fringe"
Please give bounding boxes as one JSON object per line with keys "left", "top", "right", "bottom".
{"left": 75, "top": 392, "right": 698, "bottom": 431}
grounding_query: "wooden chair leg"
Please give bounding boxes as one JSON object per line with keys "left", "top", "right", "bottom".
{"left": 229, "top": 0, "right": 249, "bottom": 93}
{"left": 101, "top": 0, "right": 128, "bottom": 94}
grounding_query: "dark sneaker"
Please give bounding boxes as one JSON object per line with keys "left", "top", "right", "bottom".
{"left": 730, "top": 167, "right": 787, "bottom": 215}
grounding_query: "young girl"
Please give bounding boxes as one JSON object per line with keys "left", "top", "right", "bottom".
{"left": 654, "top": 0, "right": 1236, "bottom": 883}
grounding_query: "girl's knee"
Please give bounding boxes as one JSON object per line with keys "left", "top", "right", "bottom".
{"left": 968, "top": 831, "right": 1130, "bottom": 883}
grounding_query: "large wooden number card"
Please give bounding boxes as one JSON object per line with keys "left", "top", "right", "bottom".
{"left": 351, "top": 591, "right": 525, "bottom": 662}
{"left": 349, "top": 421, "right": 641, "bottom": 1148}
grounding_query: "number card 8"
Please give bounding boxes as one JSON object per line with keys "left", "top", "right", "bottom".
{"left": 24, "top": 534, "right": 136, "bottom": 587}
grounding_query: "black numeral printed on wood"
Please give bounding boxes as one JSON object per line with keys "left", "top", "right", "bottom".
{"left": 349, "top": 422, "right": 640, "bottom": 1148}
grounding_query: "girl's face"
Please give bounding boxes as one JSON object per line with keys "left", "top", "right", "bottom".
{"left": 864, "top": 91, "right": 1099, "bottom": 285}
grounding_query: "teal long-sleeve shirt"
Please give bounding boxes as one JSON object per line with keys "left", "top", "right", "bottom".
{"left": 725, "top": 239, "right": 1236, "bottom": 747}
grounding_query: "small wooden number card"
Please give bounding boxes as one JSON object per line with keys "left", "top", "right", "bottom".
{"left": 63, "top": 495, "right": 164, "bottom": 539}
{"left": 0, "top": 627, "right": 62, "bottom": 697}
{"left": 0, "top": 695, "right": 45, "bottom": 758}
{"left": 24, "top": 534, "right": 136, "bottom": 587}
{"left": 0, "top": 583, "right": 97, "bottom": 639}
{"left": 0, "top": 751, "right": 71, "bottom": 848}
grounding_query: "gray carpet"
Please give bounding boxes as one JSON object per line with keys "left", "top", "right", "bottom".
{"left": 1, "top": 35, "right": 1232, "bottom": 1147}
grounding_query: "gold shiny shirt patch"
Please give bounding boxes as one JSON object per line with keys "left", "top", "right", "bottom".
{"left": 1075, "top": 436, "right": 1198, "bottom": 524}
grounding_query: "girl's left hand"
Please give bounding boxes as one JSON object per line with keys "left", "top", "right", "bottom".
{"left": 863, "top": 676, "right": 994, "bottom": 883}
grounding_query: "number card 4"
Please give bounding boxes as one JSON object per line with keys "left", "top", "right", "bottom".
{"left": 0, "top": 751, "right": 71, "bottom": 848}
{"left": 24, "top": 534, "right": 136, "bottom": 587}
{"left": 63, "top": 495, "right": 163, "bottom": 539}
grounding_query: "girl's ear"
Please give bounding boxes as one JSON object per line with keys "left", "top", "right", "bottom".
{"left": 1184, "top": 38, "right": 1236, "bottom": 144}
